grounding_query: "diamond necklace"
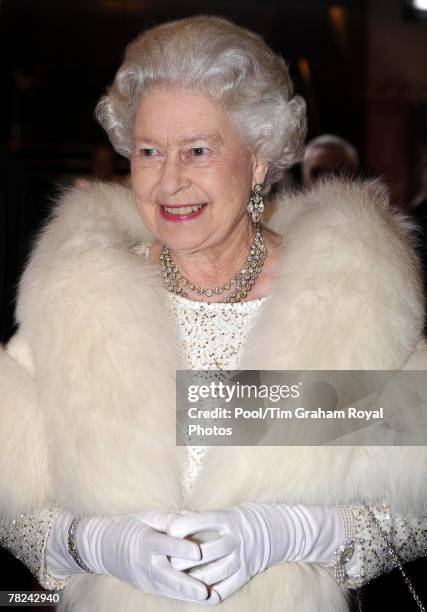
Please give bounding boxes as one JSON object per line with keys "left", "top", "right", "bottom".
{"left": 159, "top": 224, "right": 268, "bottom": 303}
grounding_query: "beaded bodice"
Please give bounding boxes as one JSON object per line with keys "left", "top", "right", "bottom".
{"left": 166, "top": 291, "right": 268, "bottom": 495}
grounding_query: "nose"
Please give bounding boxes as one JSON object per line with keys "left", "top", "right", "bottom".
{"left": 158, "top": 152, "right": 191, "bottom": 196}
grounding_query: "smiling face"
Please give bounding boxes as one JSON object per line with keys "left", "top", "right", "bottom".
{"left": 130, "top": 86, "right": 267, "bottom": 255}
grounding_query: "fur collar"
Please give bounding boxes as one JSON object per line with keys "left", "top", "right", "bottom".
{"left": 18, "top": 178, "right": 424, "bottom": 370}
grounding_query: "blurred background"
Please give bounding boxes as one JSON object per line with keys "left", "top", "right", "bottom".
{"left": 0, "top": 0, "right": 426, "bottom": 610}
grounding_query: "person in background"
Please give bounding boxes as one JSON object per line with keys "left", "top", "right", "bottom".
{"left": 302, "top": 133, "right": 360, "bottom": 188}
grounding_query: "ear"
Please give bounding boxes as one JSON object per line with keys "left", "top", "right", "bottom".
{"left": 251, "top": 153, "right": 268, "bottom": 188}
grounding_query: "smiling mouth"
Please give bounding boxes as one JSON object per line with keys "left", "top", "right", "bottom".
{"left": 161, "top": 203, "right": 207, "bottom": 215}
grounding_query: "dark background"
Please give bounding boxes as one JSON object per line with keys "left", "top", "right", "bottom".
{"left": 1, "top": 0, "right": 426, "bottom": 610}
{"left": 1, "top": 0, "right": 426, "bottom": 202}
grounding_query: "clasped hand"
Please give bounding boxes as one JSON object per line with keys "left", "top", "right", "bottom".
{"left": 139, "top": 505, "right": 270, "bottom": 604}
{"left": 138, "top": 502, "right": 340, "bottom": 604}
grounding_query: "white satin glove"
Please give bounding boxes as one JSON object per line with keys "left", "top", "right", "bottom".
{"left": 167, "top": 503, "right": 347, "bottom": 602}
{"left": 45, "top": 509, "right": 214, "bottom": 603}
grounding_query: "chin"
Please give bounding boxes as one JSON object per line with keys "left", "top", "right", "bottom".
{"left": 157, "top": 225, "right": 215, "bottom": 254}
{"left": 162, "top": 236, "right": 210, "bottom": 254}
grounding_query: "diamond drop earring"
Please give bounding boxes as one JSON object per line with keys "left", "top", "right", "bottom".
{"left": 247, "top": 184, "right": 265, "bottom": 224}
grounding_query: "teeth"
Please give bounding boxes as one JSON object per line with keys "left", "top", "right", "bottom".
{"left": 163, "top": 204, "right": 205, "bottom": 215}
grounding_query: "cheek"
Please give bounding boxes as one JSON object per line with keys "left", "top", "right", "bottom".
{"left": 131, "top": 162, "right": 148, "bottom": 196}
{"left": 223, "top": 146, "right": 253, "bottom": 186}
{"left": 204, "top": 147, "right": 251, "bottom": 180}
{"left": 215, "top": 155, "right": 253, "bottom": 205}
{"left": 131, "top": 172, "right": 157, "bottom": 227}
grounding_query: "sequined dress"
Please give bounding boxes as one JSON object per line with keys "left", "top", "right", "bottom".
{"left": 0, "top": 288, "right": 426, "bottom": 593}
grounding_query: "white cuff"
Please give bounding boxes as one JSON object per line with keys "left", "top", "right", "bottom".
{"left": 45, "top": 509, "right": 85, "bottom": 579}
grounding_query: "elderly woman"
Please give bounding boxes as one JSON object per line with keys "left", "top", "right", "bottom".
{"left": 0, "top": 16, "right": 426, "bottom": 612}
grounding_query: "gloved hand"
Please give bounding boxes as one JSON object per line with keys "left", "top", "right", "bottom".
{"left": 45, "top": 509, "right": 218, "bottom": 603}
{"left": 167, "top": 503, "right": 347, "bottom": 602}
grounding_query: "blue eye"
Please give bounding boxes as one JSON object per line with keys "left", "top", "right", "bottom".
{"left": 140, "top": 148, "right": 158, "bottom": 157}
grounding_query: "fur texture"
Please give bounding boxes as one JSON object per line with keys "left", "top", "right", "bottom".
{"left": 1, "top": 179, "right": 426, "bottom": 611}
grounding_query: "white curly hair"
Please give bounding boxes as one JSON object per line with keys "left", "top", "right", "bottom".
{"left": 95, "top": 15, "right": 307, "bottom": 193}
